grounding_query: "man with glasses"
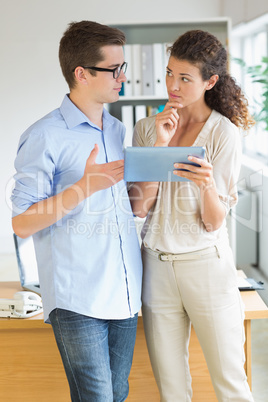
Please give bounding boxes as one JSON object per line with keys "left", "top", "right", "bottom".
{"left": 11, "top": 21, "right": 142, "bottom": 402}
{"left": 76, "top": 62, "right": 128, "bottom": 79}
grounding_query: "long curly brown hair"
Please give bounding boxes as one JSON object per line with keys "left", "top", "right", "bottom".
{"left": 169, "top": 30, "right": 255, "bottom": 130}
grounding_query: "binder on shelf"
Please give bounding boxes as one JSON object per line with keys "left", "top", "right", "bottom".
{"left": 153, "top": 43, "right": 166, "bottom": 97}
{"left": 123, "top": 44, "right": 133, "bottom": 96}
{"left": 135, "top": 105, "right": 147, "bottom": 123}
{"left": 141, "top": 44, "right": 154, "bottom": 96}
{"left": 132, "top": 44, "right": 142, "bottom": 96}
{"left": 121, "top": 105, "right": 134, "bottom": 147}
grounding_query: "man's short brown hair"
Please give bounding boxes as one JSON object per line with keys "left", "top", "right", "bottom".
{"left": 59, "top": 20, "right": 126, "bottom": 89}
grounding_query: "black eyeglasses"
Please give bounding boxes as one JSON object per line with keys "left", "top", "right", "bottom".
{"left": 74, "top": 62, "right": 128, "bottom": 79}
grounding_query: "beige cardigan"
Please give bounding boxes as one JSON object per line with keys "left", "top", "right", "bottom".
{"left": 132, "top": 110, "right": 242, "bottom": 253}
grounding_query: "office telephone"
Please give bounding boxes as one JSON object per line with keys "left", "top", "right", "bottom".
{"left": 0, "top": 291, "right": 43, "bottom": 318}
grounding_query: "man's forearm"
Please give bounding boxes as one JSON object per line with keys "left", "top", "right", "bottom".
{"left": 12, "top": 178, "right": 87, "bottom": 238}
{"left": 129, "top": 181, "right": 159, "bottom": 218}
{"left": 12, "top": 146, "right": 125, "bottom": 238}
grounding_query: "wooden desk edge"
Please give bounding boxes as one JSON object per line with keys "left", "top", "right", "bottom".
{"left": 0, "top": 277, "right": 267, "bottom": 328}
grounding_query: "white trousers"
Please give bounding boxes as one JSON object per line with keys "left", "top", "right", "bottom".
{"left": 141, "top": 244, "right": 254, "bottom": 402}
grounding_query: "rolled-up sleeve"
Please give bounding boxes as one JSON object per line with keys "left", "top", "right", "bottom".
{"left": 11, "top": 130, "right": 56, "bottom": 217}
{"left": 208, "top": 122, "right": 242, "bottom": 215}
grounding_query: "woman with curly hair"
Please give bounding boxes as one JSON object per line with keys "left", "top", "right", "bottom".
{"left": 129, "top": 30, "right": 254, "bottom": 401}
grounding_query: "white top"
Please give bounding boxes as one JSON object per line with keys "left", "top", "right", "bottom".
{"left": 133, "top": 110, "right": 242, "bottom": 253}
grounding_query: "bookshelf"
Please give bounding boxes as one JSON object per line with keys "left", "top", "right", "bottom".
{"left": 109, "top": 18, "right": 231, "bottom": 136}
{"left": 111, "top": 19, "right": 230, "bottom": 46}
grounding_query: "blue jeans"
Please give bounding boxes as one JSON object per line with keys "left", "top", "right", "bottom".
{"left": 49, "top": 309, "right": 138, "bottom": 402}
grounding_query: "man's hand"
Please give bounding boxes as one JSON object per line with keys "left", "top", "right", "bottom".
{"left": 80, "top": 144, "right": 124, "bottom": 197}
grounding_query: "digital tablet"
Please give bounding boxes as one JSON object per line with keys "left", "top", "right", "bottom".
{"left": 124, "top": 146, "right": 206, "bottom": 182}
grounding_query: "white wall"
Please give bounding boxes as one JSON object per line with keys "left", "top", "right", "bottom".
{"left": 222, "top": 0, "right": 268, "bottom": 26}
{"left": 0, "top": 0, "right": 222, "bottom": 253}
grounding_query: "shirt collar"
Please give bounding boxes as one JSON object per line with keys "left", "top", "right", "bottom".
{"left": 60, "top": 94, "right": 114, "bottom": 130}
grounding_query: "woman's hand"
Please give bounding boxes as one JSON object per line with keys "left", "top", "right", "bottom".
{"left": 154, "top": 101, "right": 183, "bottom": 147}
{"left": 174, "top": 156, "right": 226, "bottom": 231}
{"left": 173, "top": 156, "right": 214, "bottom": 189}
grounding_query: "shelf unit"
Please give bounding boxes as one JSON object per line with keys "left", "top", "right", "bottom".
{"left": 109, "top": 18, "right": 231, "bottom": 122}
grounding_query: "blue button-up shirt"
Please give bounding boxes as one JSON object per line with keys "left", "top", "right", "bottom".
{"left": 11, "top": 95, "right": 142, "bottom": 323}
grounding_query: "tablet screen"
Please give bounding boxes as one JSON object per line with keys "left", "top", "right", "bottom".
{"left": 124, "top": 146, "right": 205, "bottom": 182}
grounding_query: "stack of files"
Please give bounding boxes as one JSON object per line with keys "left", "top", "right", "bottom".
{"left": 153, "top": 43, "right": 166, "bottom": 97}
{"left": 132, "top": 44, "right": 142, "bottom": 96}
{"left": 121, "top": 105, "right": 134, "bottom": 147}
{"left": 135, "top": 105, "right": 147, "bottom": 122}
{"left": 142, "top": 44, "right": 154, "bottom": 96}
{"left": 121, "top": 105, "right": 147, "bottom": 146}
{"left": 122, "top": 43, "right": 168, "bottom": 97}
{"left": 123, "top": 45, "right": 133, "bottom": 97}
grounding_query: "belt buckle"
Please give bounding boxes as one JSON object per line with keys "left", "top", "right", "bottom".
{"left": 158, "top": 253, "right": 166, "bottom": 261}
